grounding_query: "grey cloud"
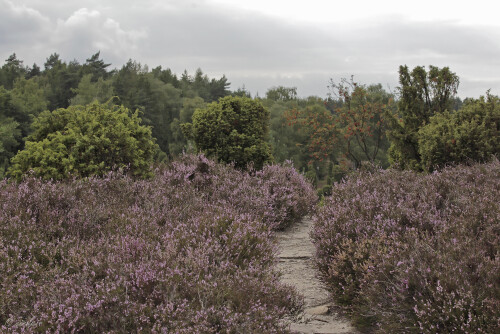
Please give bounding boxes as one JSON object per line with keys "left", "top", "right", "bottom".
{"left": 1, "top": 1, "right": 499, "bottom": 98}
{"left": 0, "top": 0, "right": 50, "bottom": 48}
{"left": 50, "top": 8, "right": 146, "bottom": 63}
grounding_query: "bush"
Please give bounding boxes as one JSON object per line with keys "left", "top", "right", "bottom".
{"left": 418, "top": 93, "right": 500, "bottom": 171}
{"left": 312, "top": 162, "right": 500, "bottom": 333}
{"left": 167, "top": 155, "right": 316, "bottom": 230}
{"left": 256, "top": 162, "right": 317, "bottom": 230}
{"left": 0, "top": 154, "right": 311, "bottom": 332}
{"left": 8, "top": 102, "right": 158, "bottom": 181}
{"left": 182, "top": 96, "right": 273, "bottom": 170}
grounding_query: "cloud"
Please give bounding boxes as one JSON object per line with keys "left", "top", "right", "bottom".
{"left": 0, "top": 1, "right": 146, "bottom": 65}
{"left": 0, "top": 0, "right": 50, "bottom": 52}
{"left": 51, "top": 8, "right": 146, "bottom": 63}
{"left": 1, "top": 0, "right": 499, "bottom": 98}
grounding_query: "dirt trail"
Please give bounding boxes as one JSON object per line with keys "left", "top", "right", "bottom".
{"left": 277, "top": 218, "right": 358, "bottom": 334}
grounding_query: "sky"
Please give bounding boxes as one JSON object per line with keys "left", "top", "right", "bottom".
{"left": 1, "top": 0, "right": 499, "bottom": 99}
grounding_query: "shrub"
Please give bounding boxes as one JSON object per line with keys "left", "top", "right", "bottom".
{"left": 418, "top": 93, "right": 500, "bottom": 171}
{"left": 312, "top": 162, "right": 500, "bottom": 333}
{"left": 182, "top": 96, "right": 273, "bottom": 170}
{"left": 167, "top": 155, "right": 316, "bottom": 230}
{"left": 256, "top": 161, "right": 317, "bottom": 230}
{"left": 8, "top": 102, "right": 158, "bottom": 181}
{"left": 0, "top": 155, "right": 307, "bottom": 333}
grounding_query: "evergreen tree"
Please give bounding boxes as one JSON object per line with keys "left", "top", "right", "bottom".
{"left": 387, "top": 65, "right": 459, "bottom": 170}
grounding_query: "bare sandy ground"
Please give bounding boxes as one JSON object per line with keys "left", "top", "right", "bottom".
{"left": 277, "top": 218, "right": 358, "bottom": 334}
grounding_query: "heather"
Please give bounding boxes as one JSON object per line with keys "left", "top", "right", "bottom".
{"left": 0, "top": 154, "right": 315, "bottom": 333}
{"left": 312, "top": 161, "right": 500, "bottom": 333}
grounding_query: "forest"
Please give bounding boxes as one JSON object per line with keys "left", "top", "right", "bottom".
{"left": 3, "top": 51, "right": 494, "bottom": 185}
{"left": 0, "top": 52, "right": 499, "bottom": 333}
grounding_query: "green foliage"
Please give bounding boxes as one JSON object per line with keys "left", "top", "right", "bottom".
{"left": 183, "top": 96, "right": 273, "bottom": 169}
{"left": 387, "top": 65, "right": 460, "bottom": 170}
{"left": 112, "top": 61, "right": 183, "bottom": 158}
{"left": 180, "top": 96, "right": 206, "bottom": 123}
{"left": 304, "top": 169, "right": 317, "bottom": 187}
{"left": 70, "top": 74, "right": 114, "bottom": 105}
{"left": 8, "top": 103, "right": 158, "bottom": 180}
{"left": 0, "top": 87, "right": 25, "bottom": 167}
{"left": 0, "top": 53, "right": 26, "bottom": 90}
{"left": 43, "top": 53, "right": 81, "bottom": 110}
{"left": 418, "top": 92, "right": 500, "bottom": 171}
{"left": 0, "top": 116, "right": 21, "bottom": 177}
{"left": 286, "top": 80, "right": 392, "bottom": 175}
{"left": 265, "top": 86, "right": 297, "bottom": 101}
{"left": 330, "top": 80, "right": 393, "bottom": 168}
{"left": 80, "top": 51, "right": 112, "bottom": 82}
{"left": 265, "top": 98, "right": 309, "bottom": 171}
{"left": 11, "top": 77, "right": 48, "bottom": 122}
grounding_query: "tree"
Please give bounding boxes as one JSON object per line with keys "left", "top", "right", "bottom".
{"left": 0, "top": 116, "right": 21, "bottom": 177}
{"left": 286, "top": 103, "right": 337, "bottom": 163}
{"left": 286, "top": 79, "right": 393, "bottom": 171}
{"left": 80, "top": 51, "right": 112, "bottom": 82}
{"left": 208, "top": 75, "right": 230, "bottom": 102}
{"left": 43, "top": 54, "right": 82, "bottom": 110}
{"left": 330, "top": 79, "right": 393, "bottom": 168}
{"left": 266, "top": 86, "right": 297, "bottom": 102}
{"left": 0, "top": 53, "right": 26, "bottom": 89}
{"left": 112, "top": 61, "right": 182, "bottom": 158}
{"left": 8, "top": 102, "right": 158, "bottom": 180}
{"left": 166, "top": 97, "right": 207, "bottom": 157}
{"left": 0, "top": 87, "right": 25, "bottom": 155}
{"left": 182, "top": 96, "right": 273, "bottom": 169}
{"left": 26, "top": 63, "right": 41, "bottom": 79}
{"left": 232, "top": 86, "right": 252, "bottom": 98}
{"left": 70, "top": 74, "right": 114, "bottom": 105}
{"left": 387, "top": 65, "right": 459, "bottom": 170}
{"left": 152, "top": 66, "right": 180, "bottom": 87}
{"left": 418, "top": 92, "right": 500, "bottom": 171}
{"left": 266, "top": 98, "right": 309, "bottom": 171}
{"left": 11, "top": 77, "right": 48, "bottom": 129}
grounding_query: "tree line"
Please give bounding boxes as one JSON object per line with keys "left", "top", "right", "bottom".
{"left": 0, "top": 52, "right": 232, "bottom": 176}
{"left": 1, "top": 52, "right": 498, "bottom": 183}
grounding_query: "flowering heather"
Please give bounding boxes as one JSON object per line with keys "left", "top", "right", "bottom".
{"left": 0, "top": 154, "right": 314, "bottom": 333}
{"left": 166, "top": 155, "right": 316, "bottom": 230}
{"left": 312, "top": 161, "right": 500, "bottom": 333}
{"left": 255, "top": 161, "right": 317, "bottom": 230}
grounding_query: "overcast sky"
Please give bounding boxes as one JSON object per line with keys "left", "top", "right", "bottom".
{"left": 2, "top": 0, "right": 499, "bottom": 98}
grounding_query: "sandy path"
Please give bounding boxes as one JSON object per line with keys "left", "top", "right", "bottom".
{"left": 277, "top": 218, "right": 358, "bottom": 334}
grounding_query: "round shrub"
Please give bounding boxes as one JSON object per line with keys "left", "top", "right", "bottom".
{"left": 8, "top": 102, "right": 158, "bottom": 181}
{"left": 182, "top": 96, "right": 273, "bottom": 170}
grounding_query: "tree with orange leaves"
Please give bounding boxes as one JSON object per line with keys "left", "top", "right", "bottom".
{"left": 286, "top": 78, "right": 393, "bottom": 169}
{"left": 329, "top": 77, "right": 393, "bottom": 168}
{"left": 285, "top": 103, "right": 337, "bottom": 164}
